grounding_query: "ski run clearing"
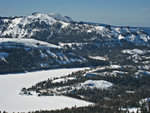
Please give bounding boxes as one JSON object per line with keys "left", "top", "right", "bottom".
{"left": 0, "top": 68, "right": 92, "bottom": 113}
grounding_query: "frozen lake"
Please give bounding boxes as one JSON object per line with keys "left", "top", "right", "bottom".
{"left": 0, "top": 68, "right": 91, "bottom": 113}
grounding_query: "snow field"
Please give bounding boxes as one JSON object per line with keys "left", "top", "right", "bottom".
{"left": 0, "top": 68, "right": 92, "bottom": 113}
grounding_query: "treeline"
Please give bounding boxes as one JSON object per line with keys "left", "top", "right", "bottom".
{"left": 1, "top": 102, "right": 150, "bottom": 113}
{"left": 29, "top": 102, "right": 150, "bottom": 113}
{"left": 23, "top": 67, "right": 150, "bottom": 112}
{"left": 29, "top": 105, "right": 121, "bottom": 113}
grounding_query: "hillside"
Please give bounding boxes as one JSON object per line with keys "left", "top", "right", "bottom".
{"left": 0, "top": 38, "right": 90, "bottom": 73}
{"left": 0, "top": 13, "right": 150, "bottom": 73}
{"left": 0, "top": 13, "right": 150, "bottom": 113}
{"left": 0, "top": 13, "right": 149, "bottom": 45}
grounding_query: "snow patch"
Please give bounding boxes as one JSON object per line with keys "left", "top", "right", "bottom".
{"left": 52, "top": 77, "right": 76, "bottom": 83}
{"left": 49, "top": 13, "right": 73, "bottom": 23}
{"left": 0, "top": 38, "right": 61, "bottom": 49}
{"left": 140, "top": 98, "right": 150, "bottom": 105}
{"left": 79, "top": 80, "right": 113, "bottom": 90}
{"left": 122, "top": 49, "right": 145, "bottom": 55}
{"left": 118, "top": 35, "right": 125, "bottom": 40}
{"left": 110, "top": 65, "right": 122, "bottom": 69}
{"left": 121, "top": 107, "right": 141, "bottom": 113}
{"left": 89, "top": 56, "right": 107, "bottom": 61}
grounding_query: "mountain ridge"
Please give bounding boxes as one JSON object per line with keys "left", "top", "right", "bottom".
{"left": 0, "top": 13, "right": 149, "bottom": 46}
{"left": 0, "top": 12, "right": 150, "bottom": 73}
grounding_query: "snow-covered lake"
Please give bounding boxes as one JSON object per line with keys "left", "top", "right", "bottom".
{"left": 0, "top": 68, "right": 91, "bottom": 113}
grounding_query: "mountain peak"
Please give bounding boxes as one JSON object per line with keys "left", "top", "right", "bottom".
{"left": 49, "top": 13, "right": 73, "bottom": 23}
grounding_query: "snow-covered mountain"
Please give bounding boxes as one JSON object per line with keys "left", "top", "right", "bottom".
{"left": 0, "top": 13, "right": 70, "bottom": 39}
{"left": 0, "top": 13, "right": 150, "bottom": 45}
{"left": 0, "top": 13, "right": 150, "bottom": 73}
{"left": 49, "top": 13, "right": 73, "bottom": 22}
{"left": 1, "top": 13, "right": 150, "bottom": 113}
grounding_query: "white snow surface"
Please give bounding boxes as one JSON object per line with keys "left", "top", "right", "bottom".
{"left": 110, "top": 65, "right": 122, "bottom": 69}
{"left": 122, "top": 49, "right": 145, "bottom": 55}
{"left": 80, "top": 80, "right": 113, "bottom": 90}
{"left": 118, "top": 35, "right": 125, "bottom": 40}
{"left": 0, "top": 68, "right": 92, "bottom": 113}
{"left": 0, "top": 38, "right": 60, "bottom": 49}
{"left": 89, "top": 56, "right": 107, "bottom": 61}
{"left": 1, "top": 13, "right": 150, "bottom": 45}
{"left": 121, "top": 107, "right": 141, "bottom": 113}
{"left": 139, "top": 98, "right": 150, "bottom": 105}
{"left": 49, "top": 13, "right": 73, "bottom": 23}
{"left": 2, "top": 13, "right": 70, "bottom": 38}
{"left": 52, "top": 77, "right": 76, "bottom": 83}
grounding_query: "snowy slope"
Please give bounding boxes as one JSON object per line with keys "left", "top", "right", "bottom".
{"left": 122, "top": 49, "right": 145, "bottom": 55}
{"left": 52, "top": 77, "right": 76, "bottom": 83}
{"left": 0, "top": 38, "right": 60, "bottom": 49}
{"left": 0, "top": 13, "right": 70, "bottom": 38}
{"left": 50, "top": 79, "right": 114, "bottom": 94}
{"left": 0, "top": 68, "right": 92, "bottom": 113}
{"left": 79, "top": 80, "right": 113, "bottom": 90}
{"left": 0, "top": 13, "right": 149, "bottom": 46}
{"left": 49, "top": 13, "right": 73, "bottom": 23}
{"left": 0, "top": 38, "right": 87, "bottom": 73}
{"left": 89, "top": 56, "right": 107, "bottom": 61}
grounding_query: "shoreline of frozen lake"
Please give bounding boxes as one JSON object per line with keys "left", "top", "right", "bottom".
{"left": 0, "top": 68, "right": 92, "bottom": 113}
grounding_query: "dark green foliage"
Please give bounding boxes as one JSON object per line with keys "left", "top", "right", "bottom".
{"left": 24, "top": 67, "right": 150, "bottom": 113}
{"left": 29, "top": 105, "right": 120, "bottom": 113}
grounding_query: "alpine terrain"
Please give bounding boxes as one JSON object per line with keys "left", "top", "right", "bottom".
{"left": 0, "top": 13, "right": 150, "bottom": 113}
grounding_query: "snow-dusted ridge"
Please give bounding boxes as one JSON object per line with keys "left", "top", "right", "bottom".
{"left": 0, "top": 12, "right": 150, "bottom": 46}
{"left": 49, "top": 13, "right": 73, "bottom": 23}
{"left": 1, "top": 13, "right": 71, "bottom": 38}
{"left": 0, "top": 38, "right": 61, "bottom": 49}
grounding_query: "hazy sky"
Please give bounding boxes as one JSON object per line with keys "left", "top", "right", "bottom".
{"left": 0, "top": 0, "right": 150, "bottom": 27}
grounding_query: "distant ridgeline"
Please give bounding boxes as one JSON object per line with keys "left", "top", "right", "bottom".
{"left": 0, "top": 13, "right": 150, "bottom": 73}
